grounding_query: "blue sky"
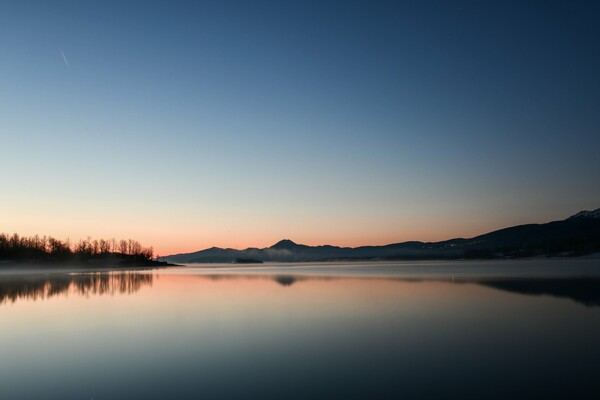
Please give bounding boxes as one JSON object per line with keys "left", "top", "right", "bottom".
{"left": 1, "top": 0, "right": 599, "bottom": 253}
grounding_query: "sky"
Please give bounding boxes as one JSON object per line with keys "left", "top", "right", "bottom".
{"left": 1, "top": 0, "right": 599, "bottom": 255}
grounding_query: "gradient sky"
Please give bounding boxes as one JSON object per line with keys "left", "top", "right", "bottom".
{"left": 1, "top": 0, "right": 599, "bottom": 255}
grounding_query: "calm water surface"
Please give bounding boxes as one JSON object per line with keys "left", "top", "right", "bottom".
{"left": 1, "top": 259, "right": 600, "bottom": 399}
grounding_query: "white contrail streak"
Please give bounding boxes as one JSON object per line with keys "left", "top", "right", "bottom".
{"left": 60, "top": 49, "right": 70, "bottom": 69}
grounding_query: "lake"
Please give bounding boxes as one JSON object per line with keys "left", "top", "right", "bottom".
{"left": 1, "top": 259, "right": 600, "bottom": 399}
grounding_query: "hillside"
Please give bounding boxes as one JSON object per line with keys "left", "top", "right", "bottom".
{"left": 162, "top": 208, "right": 600, "bottom": 263}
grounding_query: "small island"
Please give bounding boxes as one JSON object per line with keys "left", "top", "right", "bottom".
{"left": 233, "top": 258, "right": 264, "bottom": 264}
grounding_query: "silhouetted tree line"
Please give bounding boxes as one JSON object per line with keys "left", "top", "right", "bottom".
{"left": 0, "top": 233, "right": 154, "bottom": 264}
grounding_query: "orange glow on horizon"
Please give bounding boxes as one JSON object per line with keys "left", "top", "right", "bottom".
{"left": 0, "top": 204, "right": 559, "bottom": 256}
{"left": 152, "top": 223, "right": 503, "bottom": 255}
{"left": 0, "top": 221, "right": 521, "bottom": 257}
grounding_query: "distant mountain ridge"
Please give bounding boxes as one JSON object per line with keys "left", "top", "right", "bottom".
{"left": 161, "top": 209, "right": 600, "bottom": 263}
{"left": 569, "top": 209, "right": 600, "bottom": 220}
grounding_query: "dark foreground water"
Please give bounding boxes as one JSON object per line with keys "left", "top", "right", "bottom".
{"left": 1, "top": 259, "right": 600, "bottom": 399}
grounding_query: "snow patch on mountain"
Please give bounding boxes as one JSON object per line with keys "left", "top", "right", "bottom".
{"left": 569, "top": 208, "right": 600, "bottom": 220}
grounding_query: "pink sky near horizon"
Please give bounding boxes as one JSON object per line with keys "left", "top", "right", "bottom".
{"left": 1, "top": 204, "right": 581, "bottom": 256}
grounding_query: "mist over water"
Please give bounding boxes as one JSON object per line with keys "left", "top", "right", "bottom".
{"left": 1, "top": 260, "right": 599, "bottom": 399}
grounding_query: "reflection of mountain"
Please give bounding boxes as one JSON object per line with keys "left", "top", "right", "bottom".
{"left": 162, "top": 209, "right": 600, "bottom": 263}
{"left": 198, "top": 273, "right": 600, "bottom": 307}
{"left": 480, "top": 278, "right": 600, "bottom": 307}
{"left": 273, "top": 276, "right": 297, "bottom": 286}
{"left": 0, "top": 272, "right": 153, "bottom": 305}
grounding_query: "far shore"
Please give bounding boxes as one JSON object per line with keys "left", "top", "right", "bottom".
{"left": 161, "top": 252, "right": 600, "bottom": 266}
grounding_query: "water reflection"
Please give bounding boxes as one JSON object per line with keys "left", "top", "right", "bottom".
{"left": 2, "top": 268, "right": 600, "bottom": 309}
{"left": 273, "top": 275, "right": 300, "bottom": 286}
{"left": 0, "top": 272, "right": 153, "bottom": 304}
{"left": 1, "top": 265, "right": 600, "bottom": 399}
{"left": 189, "top": 272, "right": 600, "bottom": 307}
{"left": 480, "top": 278, "right": 600, "bottom": 307}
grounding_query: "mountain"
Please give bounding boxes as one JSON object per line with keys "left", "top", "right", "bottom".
{"left": 270, "top": 239, "right": 303, "bottom": 250}
{"left": 161, "top": 208, "right": 600, "bottom": 263}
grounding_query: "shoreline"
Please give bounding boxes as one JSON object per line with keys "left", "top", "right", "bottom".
{"left": 0, "top": 260, "right": 179, "bottom": 276}
{"left": 162, "top": 252, "right": 600, "bottom": 265}
{"left": 1, "top": 254, "right": 598, "bottom": 276}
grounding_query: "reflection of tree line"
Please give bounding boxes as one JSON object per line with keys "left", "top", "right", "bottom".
{"left": 0, "top": 272, "right": 153, "bottom": 305}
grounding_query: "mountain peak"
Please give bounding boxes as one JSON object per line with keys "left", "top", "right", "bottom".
{"left": 270, "top": 239, "right": 299, "bottom": 249}
{"left": 568, "top": 208, "right": 600, "bottom": 220}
